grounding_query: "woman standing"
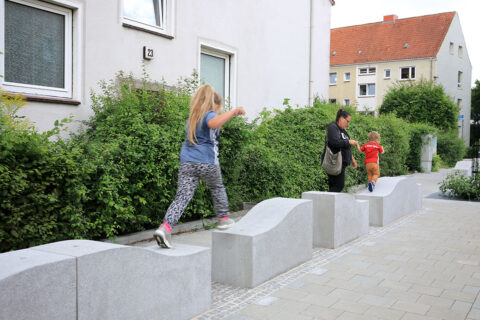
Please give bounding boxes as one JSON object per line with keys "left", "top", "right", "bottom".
{"left": 325, "top": 109, "right": 358, "bottom": 192}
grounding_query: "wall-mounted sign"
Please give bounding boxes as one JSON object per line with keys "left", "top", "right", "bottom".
{"left": 143, "top": 46, "right": 154, "bottom": 60}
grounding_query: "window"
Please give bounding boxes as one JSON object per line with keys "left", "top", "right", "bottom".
{"left": 458, "top": 46, "right": 463, "bottom": 58}
{"left": 384, "top": 69, "right": 391, "bottom": 79}
{"left": 344, "top": 72, "right": 351, "bottom": 82}
{"left": 329, "top": 98, "right": 337, "bottom": 104}
{"left": 400, "top": 67, "right": 415, "bottom": 80}
{"left": 329, "top": 72, "right": 337, "bottom": 85}
{"left": 1, "top": 0, "right": 73, "bottom": 98}
{"left": 449, "top": 42, "right": 454, "bottom": 54}
{"left": 344, "top": 99, "right": 350, "bottom": 106}
{"left": 458, "top": 71, "right": 463, "bottom": 88}
{"left": 200, "top": 49, "right": 230, "bottom": 99}
{"left": 359, "top": 84, "right": 375, "bottom": 96}
{"left": 123, "top": 0, "right": 174, "bottom": 37}
{"left": 358, "top": 67, "right": 376, "bottom": 75}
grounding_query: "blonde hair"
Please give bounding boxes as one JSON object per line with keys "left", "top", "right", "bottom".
{"left": 214, "top": 91, "right": 223, "bottom": 112}
{"left": 368, "top": 131, "right": 381, "bottom": 142}
{"left": 187, "top": 84, "right": 216, "bottom": 145}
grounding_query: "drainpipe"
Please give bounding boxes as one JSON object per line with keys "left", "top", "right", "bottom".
{"left": 308, "top": 0, "right": 314, "bottom": 105}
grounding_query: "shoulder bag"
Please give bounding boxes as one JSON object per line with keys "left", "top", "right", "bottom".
{"left": 321, "top": 133, "right": 342, "bottom": 176}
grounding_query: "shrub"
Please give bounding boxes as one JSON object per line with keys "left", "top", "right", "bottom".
{"left": 0, "top": 72, "right": 443, "bottom": 252}
{"left": 437, "top": 130, "right": 466, "bottom": 167}
{"left": 439, "top": 172, "right": 480, "bottom": 201}
{"left": 0, "top": 92, "right": 85, "bottom": 252}
{"left": 379, "top": 80, "right": 459, "bottom": 131}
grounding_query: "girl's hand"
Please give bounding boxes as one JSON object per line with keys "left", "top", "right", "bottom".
{"left": 349, "top": 139, "right": 358, "bottom": 146}
{"left": 235, "top": 107, "right": 246, "bottom": 116}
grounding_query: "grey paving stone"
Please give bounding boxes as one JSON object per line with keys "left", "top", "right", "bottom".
{"left": 452, "top": 300, "right": 473, "bottom": 313}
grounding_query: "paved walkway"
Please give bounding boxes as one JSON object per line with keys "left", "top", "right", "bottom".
{"left": 135, "top": 169, "right": 480, "bottom": 320}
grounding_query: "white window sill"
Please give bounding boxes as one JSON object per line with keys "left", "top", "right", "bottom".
{"left": 329, "top": 83, "right": 337, "bottom": 86}
{"left": 358, "top": 95, "right": 375, "bottom": 98}
{"left": 122, "top": 21, "right": 173, "bottom": 40}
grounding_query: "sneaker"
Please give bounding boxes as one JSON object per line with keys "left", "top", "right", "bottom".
{"left": 153, "top": 223, "right": 172, "bottom": 248}
{"left": 217, "top": 216, "right": 235, "bottom": 230}
{"left": 368, "top": 181, "right": 373, "bottom": 192}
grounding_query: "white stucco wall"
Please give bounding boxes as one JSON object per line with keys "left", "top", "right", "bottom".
{"left": 436, "top": 12, "right": 472, "bottom": 144}
{"left": 5, "top": 0, "right": 332, "bottom": 133}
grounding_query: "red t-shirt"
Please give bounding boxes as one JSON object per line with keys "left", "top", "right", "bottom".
{"left": 360, "top": 142, "right": 384, "bottom": 164}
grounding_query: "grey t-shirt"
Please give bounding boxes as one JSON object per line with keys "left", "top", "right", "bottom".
{"left": 180, "top": 110, "right": 219, "bottom": 164}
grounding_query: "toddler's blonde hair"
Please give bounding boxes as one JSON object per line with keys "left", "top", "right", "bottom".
{"left": 368, "top": 131, "right": 381, "bottom": 142}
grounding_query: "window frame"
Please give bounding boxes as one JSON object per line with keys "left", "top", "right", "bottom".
{"left": 329, "top": 72, "right": 337, "bottom": 85}
{"left": 458, "top": 45, "right": 463, "bottom": 58}
{"left": 0, "top": 0, "right": 74, "bottom": 98}
{"left": 359, "top": 83, "right": 375, "bottom": 97}
{"left": 344, "top": 72, "right": 351, "bottom": 82}
{"left": 457, "top": 71, "right": 463, "bottom": 88}
{"left": 400, "top": 66, "right": 416, "bottom": 80}
{"left": 199, "top": 43, "right": 236, "bottom": 105}
{"left": 344, "top": 99, "right": 350, "bottom": 106}
{"left": 449, "top": 42, "right": 454, "bottom": 55}
{"left": 122, "top": 0, "right": 175, "bottom": 38}
{"left": 358, "top": 67, "right": 376, "bottom": 75}
{"left": 384, "top": 69, "right": 391, "bottom": 79}
{"left": 329, "top": 98, "right": 337, "bottom": 104}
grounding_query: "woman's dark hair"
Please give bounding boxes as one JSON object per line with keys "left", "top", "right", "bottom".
{"left": 335, "top": 109, "right": 351, "bottom": 122}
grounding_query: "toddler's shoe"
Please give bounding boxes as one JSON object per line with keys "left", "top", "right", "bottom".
{"left": 217, "top": 216, "right": 235, "bottom": 230}
{"left": 153, "top": 223, "right": 172, "bottom": 248}
{"left": 368, "top": 181, "right": 373, "bottom": 192}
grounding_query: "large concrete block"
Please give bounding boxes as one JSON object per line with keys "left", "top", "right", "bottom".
{"left": 356, "top": 176, "right": 422, "bottom": 227}
{"left": 302, "top": 192, "right": 369, "bottom": 248}
{"left": 453, "top": 160, "right": 472, "bottom": 177}
{"left": 0, "top": 248, "right": 76, "bottom": 320}
{"left": 212, "top": 197, "right": 312, "bottom": 288}
{"left": 34, "top": 240, "right": 210, "bottom": 320}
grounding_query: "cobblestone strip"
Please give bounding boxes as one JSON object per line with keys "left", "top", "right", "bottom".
{"left": 193, "top": 209, "right": 425, "bottom": 319}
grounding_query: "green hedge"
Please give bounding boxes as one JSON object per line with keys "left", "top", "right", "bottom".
{"left": 0, "top": 75, "right": 439, "bottom": 252}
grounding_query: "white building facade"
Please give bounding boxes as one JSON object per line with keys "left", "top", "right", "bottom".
{"left": 0, "top": 0, "right": 334, "bottom": 133}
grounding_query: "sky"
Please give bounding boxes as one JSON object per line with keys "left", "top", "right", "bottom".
{"left": 330, "top": 0, "right": 480, "bottom": 87}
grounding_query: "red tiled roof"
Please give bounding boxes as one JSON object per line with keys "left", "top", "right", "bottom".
{"left": 330, "top": 12, "right": 455, "bottom": 66}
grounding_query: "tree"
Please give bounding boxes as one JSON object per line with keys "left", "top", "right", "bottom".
{"left": 379, "top": 80, "right": 458, "bottom": 131}
{"left": 471, "top": 80, "right": 480, "bottom": 145}
{"left": 472, "top": 80, "right": 480, "bottom": 125}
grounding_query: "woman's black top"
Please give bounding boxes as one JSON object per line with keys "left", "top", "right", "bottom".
{"left": 326, "top": 122, "right": 352, "bottom": 167}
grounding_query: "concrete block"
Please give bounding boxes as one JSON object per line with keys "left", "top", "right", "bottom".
{"left": 421, "top": 134, "right": 435, "bottom": 173}
{"left": 355, "top": 176, "right": 422, "bottom": 227}
{"left": 302, "top": 192, "right": 369, "bottom": 248}
{"left": 0, "top": 248, "right": 76, "bottom": 320}
{"left": 34, "top": 240, "right": 210, "bottom": 320}
{"left": 212, "top": 197, "right": 312, "bottom": 288}
{"left": 453, "top": 160, "right": 472, "bottom": 177}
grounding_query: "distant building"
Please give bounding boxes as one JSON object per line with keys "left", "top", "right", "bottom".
{"left": 0, "top": 0, "right": 334, "bottom": 133}
{"left": 329, "top": 12, "right": 472, "bottom": 144}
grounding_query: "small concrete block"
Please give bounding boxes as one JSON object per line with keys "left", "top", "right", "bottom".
{"left": 0, "top": 248, "right": 76, "bottom": 320}
{"left": 302, "top": 192, "right": 369, "bottom": 248}
{"left": 34, "top": 240, "right": 210, "bottom": 320}
{"left": 212, "top": 197, "right": 313, "bottom": 288}
{"left": 355, "top": 176, "right": 422, "bottom": 227}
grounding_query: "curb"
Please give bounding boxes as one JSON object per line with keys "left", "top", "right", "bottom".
{"left": 105, "top": 209, "right": 249, "bottom": 246}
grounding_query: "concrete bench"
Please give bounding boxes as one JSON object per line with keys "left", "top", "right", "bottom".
{"left": 453, "top": 160, "right": 473, "bottom": 177}
{"left": 0, "top": 240, "right": 210, "bottom": 320}
{"left": 355, "top": 176, "right": 422, "bottom": 227}
{"left": 302, "top": 192, "right": 369, "bottom": 248}
{"left": 212, "top": 197, "right": 312, "bottom": 288}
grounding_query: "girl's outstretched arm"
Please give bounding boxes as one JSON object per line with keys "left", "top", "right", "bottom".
{"left": 208, "top": 107, "right": 245, "bottom": 129}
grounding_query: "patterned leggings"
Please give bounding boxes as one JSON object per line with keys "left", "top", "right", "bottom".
{"left": 163, "top": 162, "right": 229, "bottom": 226}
